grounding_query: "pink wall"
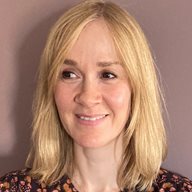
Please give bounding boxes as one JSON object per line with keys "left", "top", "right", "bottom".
{"left": 0, "top": 0, "right": 191, "bottom": 179}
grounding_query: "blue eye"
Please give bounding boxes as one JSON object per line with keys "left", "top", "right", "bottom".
{"left": 101, "top": 72, "right": 117, "bottom": 79}
{"left": 61, "top": 71, "right": 77, "bottom": 79}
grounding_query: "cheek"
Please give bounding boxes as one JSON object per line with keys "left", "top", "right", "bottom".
{"left": 106, "top": 84, "right": 131, "bottom": 110}
{"left": 54, "top": 85, "right": 74, "bottom": 134}
{"left": 54, "top": 85, "right": 72, "bottom": 113}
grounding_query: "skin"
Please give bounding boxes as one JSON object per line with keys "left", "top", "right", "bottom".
{"left": 54, "top": 19, "right": 131, "bottom": 192}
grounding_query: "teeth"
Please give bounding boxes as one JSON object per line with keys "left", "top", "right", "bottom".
{"left": 79, "top": 115, "right": 106, "bottom": 121}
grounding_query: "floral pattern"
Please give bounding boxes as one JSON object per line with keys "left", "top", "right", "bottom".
{"left": 0, "top": 168, "right": 191, "bottom": 191}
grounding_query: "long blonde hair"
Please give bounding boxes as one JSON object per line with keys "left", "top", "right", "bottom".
{"left": 26, "top": 0, "right": 167, "bottom": 191}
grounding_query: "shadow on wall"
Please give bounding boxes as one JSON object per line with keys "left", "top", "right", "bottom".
{"left": 0, "top": 9, "right": 68, "bottom": 176}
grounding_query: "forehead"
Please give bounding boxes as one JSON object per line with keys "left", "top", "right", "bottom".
{"left": 66, "top": 19, "right": 119, "bottom": 62}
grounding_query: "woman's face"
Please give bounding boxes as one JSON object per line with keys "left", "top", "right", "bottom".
{"left": 54, "top": 19, "right": 131, "bottom": 148}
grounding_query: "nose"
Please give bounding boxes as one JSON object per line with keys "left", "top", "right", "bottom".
{"left": 74, "top": 79, "right": 102, "bottom": 107}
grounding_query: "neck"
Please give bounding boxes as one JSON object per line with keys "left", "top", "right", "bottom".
{"left": 72, "top": 134, "right": 123, "bottom": 192}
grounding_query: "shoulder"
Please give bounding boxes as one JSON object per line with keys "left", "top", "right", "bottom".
{"left": 0, "top": 168, "right": 38, "bottom": 191}
{"left": 0, "top": 169, "right": 74, "bottom": 192}
{"left": 152, "top": 168, "right": 192, "bottom": 192}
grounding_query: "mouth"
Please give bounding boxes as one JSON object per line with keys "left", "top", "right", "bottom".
{"left": 76, "top": 114, "right": 108, "bottom": 122}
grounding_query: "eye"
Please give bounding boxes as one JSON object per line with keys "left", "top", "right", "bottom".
{"left": 61, "top": 71, "right": 78, "bottom": 79}
{"left": 101, "top": 72, "right": 117, "bottom": 79}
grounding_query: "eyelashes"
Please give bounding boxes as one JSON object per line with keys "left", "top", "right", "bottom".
{"left": 61, "top": 71, "right": 78, "bottom": 79}
{"left": 101, "top": 71, "right": 117, "bottom": 79}
{"left": 60, "top": 70, "right": 117, "bottom": 80}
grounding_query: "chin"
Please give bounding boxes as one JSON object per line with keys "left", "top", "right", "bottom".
{"left": 74, "top": 136, "right": 117, "bottom": 149}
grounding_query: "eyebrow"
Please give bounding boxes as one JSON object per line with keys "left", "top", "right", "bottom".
{"left": 64, "top": 59, "right": 78, "bottom": 66}
{"left": 64, "top": 59, "right": 120, "bottom": 67}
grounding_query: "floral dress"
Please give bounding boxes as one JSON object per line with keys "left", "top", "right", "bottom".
{"left": 0, "top": 168, "right": 191, "bottom": 192}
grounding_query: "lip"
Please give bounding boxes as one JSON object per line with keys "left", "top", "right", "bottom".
{"left": 75, "top": 114, "right": 108, "bottom": 126}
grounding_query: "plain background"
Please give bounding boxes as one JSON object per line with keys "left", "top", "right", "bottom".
{"left": 0, "top": 0, "right": 191, "bottom": 179}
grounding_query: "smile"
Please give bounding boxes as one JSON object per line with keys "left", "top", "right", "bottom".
{"left": 76, "top": 114, "right": 108, "bottom": 121}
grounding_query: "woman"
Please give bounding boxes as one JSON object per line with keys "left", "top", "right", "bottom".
{"left": 0, "top": 0, "right": 191, "bottom": 191}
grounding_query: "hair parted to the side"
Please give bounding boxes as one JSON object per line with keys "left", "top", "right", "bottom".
{"left": 26, "top": 0, "right": 167, "bottom": 191}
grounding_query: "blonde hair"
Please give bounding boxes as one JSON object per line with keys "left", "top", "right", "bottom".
{"left": 26, "top": 0, "right": 167, "bottom": 191}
